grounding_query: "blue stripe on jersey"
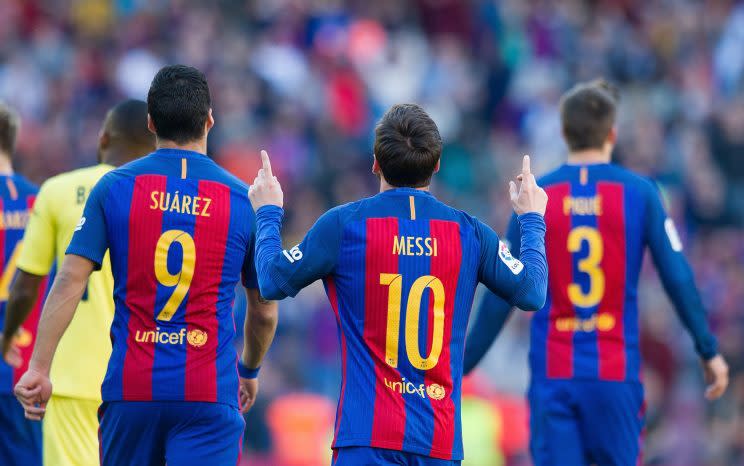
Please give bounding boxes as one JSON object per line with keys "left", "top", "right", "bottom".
{"left": 103, "top": 177, "right": 135, "bottom": 401}
{"left": 400, "top": 219, "right": 435, "bottom": 452}
{"left": 151, "top": 177, "right": 197, "bottom": 400}
{"left": 623, "top": 185, "right": 645, "bottom": 380}
{"left": 335, "top": 220, "right": 376, "bottom": 445}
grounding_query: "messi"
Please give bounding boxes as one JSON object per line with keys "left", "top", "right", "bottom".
{"left": 392, "top": 235, "right": 438, "bottom": 257}
{"left": 149, "top": 190, "right": 212, "bottom": 217}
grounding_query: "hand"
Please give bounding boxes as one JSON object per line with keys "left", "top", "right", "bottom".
{"left": 248, "top": 150, "right": 283, "bottom": 211}
{"left": 239, "top": 376, "right": 258, "bottom": 414}
{"left": 1, "top": 335, "right": 22, "bottom": 368}
{"left": 14, "top": 368, "right": 52, "bottom": 421}
{"left": 509, "top": 155, "right": 548, "bottom": 216}
{"left": 702, "top": 354, "right": 728, "bottom": 400}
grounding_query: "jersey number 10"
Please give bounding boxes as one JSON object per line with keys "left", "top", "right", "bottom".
{"left": 379, "top": 273, "right": 445, "bottom": 371}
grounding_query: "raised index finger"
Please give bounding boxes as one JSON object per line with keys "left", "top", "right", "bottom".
{"left": 260, "top": 150, "right": 273, "bottom": 178}
{"left": 522, "top": 154, "right": 531, "bottom": 177}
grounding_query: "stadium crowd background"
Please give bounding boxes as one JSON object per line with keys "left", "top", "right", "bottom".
{"left": 1, "top": 0, "right": 743, "bottom": 464}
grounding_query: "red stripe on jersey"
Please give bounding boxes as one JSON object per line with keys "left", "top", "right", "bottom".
{"left": 364, "top": 217, "right": 406, "bottom": 450}
{"left": 325, "top": 277, "right": 346, "bottom": 446}
{"left": 426, "top": 220, "right": 461, "bottom": 458}
{"left": 596, "top": 182, "right": 627, "bottom": 381}
{"left": 184, "top": 180, "right": 230, "bottom": 401}
{"left": 122, "top": 175, "right": 167, "bottom": 400}
{"left": 545, "top": 183, "right": 574, "bottom": 378}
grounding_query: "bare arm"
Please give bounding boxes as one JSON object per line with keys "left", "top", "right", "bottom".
{"left": 242, "top": 288, "right": 278, "bottom": 369}
{"left": 2, "top": 270, "right": 45, "bottom": 363}
{"left": 14, "top": 255, "right": 93, "bottom": 420}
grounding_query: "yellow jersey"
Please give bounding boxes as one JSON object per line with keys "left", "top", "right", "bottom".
{"left": 17, "top": 164, "right": 114, "bottom": 400}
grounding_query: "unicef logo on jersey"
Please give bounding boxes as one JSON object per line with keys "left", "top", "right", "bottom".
{"left": 384, "top": 377, "right": 447, "bottom": 401}
{"left": 133, "top": 327, "right": 208, "bottom": 348}
{"left": 186, "top": 329, "right": 208, "bottom": 348}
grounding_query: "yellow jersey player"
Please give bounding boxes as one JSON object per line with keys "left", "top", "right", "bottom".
{"left": 1, "top": 99, "right": 155, "bottom": 466}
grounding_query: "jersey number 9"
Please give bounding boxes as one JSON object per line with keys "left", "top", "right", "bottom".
{"left": 154, "top": 230, "right": 196, "bottom": 321}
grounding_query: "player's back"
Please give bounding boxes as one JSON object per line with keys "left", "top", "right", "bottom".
{"left": 326, "top": 188, "right": 484, "bottom": 460}
{"left": 530, "top": 163, "right": 659, "bottom": 382}
{"left": 68, "top": 148, "right": 256, "bottom": 407}
{"left": 0, "top": 174, "right": 39, "bottom": 392}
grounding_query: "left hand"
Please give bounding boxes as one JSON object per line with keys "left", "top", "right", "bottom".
{"left": 702, "top": 354, "right": 729, "bottom": 400}
{"left": 239, "top": 377, "right": 259, "bottom": 414}
{"left": 248, "top": 150, "right": 283, "bottom": 211}
{"left": 14, "top": 368, "right": 52, "bottom": 421}
{"left": 0, "top": 335, "right": 22, "bottom": 368}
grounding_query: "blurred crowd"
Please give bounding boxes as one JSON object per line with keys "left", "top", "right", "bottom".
{"left": 1, "top": 0, "right": 744, "bottom": 464}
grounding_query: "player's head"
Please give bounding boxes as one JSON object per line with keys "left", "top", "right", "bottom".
{"left": 146, "top": 64, "right": 213, "bottom": 147}
{"left": 98, "top": 99, "right": 156, "bottom": 165}
{"left": 560, "top": 79, "right": 619, "bottom": 155}
{"left": 372, "top": 103, "right": 442, "bottom": 189}
{"left": 0, "top": 102, "right": 20, "bottom": 160}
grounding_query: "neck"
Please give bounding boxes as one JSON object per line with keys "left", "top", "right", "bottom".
{"left": 567, "top": 148, "right": 611, "bottom": 165}
{"left": 0, "top": 153, "right": 14, "bottom": 175}
{"left": 100, "top": 148, "right": 138, "bottom": 167}
{"left": 379, "top": 178, "right": 430, "bottom": 193}
{"left": 157, "top": 138, "right": 207, "bottom": 155}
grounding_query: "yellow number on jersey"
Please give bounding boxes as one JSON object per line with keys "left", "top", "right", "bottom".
{"left": 380, "top": 273, "right": 445, "bottom": 370}
{"left": 0, "top": 241, "right": 23, "bottom": 301}
{"left": 154, "top": 230, "right": 196, "bottom": 321}
{"left": 567, "top": 226, "right": 605, "bottom": 308}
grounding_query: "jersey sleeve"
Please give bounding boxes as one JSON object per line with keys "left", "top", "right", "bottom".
{"left": 65, "top": 176, "right": 110, "bottom": 270}
{"left": 463, "top": 214, "right": 521, "bottom": 374}
{"left": 644, "top": 182, "right": 718, "bottom": 359}
{"left": 253, "top": 205, "right": 341, "bottom": 299}
{"left": 17, "top": 181, "right": 57, "bottom": 276}
{"left": 475, "top": 212, "right": 547, "bottom": 311}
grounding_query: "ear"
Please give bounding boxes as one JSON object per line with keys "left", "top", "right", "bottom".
{"left": 607, "top": 126, "right": 617, "bottom": 145}
{"left": 205, "top": 109, "right": 215, "bottom": 133}
{"left": 147, "top": 114, "right": 157, "bottom": 135}
{"left": 99, "top": 130, "right": 110, "bottom": 151}
{"left": 433, "top": 159, "right": 440, "bottom": 174}
{"left": 372, "top": 155, "right": 380, "bottom": 174}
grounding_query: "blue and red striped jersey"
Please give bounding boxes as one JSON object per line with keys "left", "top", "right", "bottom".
{"left": 0, "top": 174, "right": 44, "bottom": 394}
{"left": 67, "top": 149, "right": 258, "bottom": 407}
{"left": 464, "top": 163, "right": 717, "bottom": 381}
{"left": 252, "top": 188, "right": 547, "bottom": 460}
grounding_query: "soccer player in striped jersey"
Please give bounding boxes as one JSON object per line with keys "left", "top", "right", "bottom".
{"left": 2, "top": 99, "right": 154, "bottom": 466}
{"left": 0, "top": 103, "right": 44, "bottom": 466}
{"left": 463, "top": 80, "right": 729, "bottom": 466}
{"left": 248, "top": 104, "right": 549, "bottom": 466}
{"left": 14, "top": 65, "right": 278, "bottom": 466}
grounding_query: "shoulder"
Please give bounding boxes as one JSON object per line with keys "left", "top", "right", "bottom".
{"left": 536, "top": 165, "right": 571, "bottom": 188}
{"left": 11, "top": 174, "right": 38, "bottom": 194}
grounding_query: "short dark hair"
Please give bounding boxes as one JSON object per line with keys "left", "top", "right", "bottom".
{"left": 107, "top": 99, "right": 155, "bottom": 151}
{"left": 0, "top": 103, "right": 20, "bottom": 155}
{"left": 559, "top": 79, "right": 619, "bottom": 151}
{"left": 373, "top": 104, "right": 442, "bottom": 188}
{"left": 147, "top": 65, "right": 211, "bottom": 144}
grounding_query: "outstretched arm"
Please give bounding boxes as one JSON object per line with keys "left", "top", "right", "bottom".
{"left": 15, "top": 255, "right": 93, "bottom": 419}
{"left": 645, "top": 183, "right": 727, "bottom": 399}
{"left": 248, "top": 150, "right": 340, "bottom": 300}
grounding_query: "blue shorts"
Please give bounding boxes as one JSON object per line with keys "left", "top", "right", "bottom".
{"left": 332, "top": 446, "right": 461, "bottom": 466}
{"left": 529, "top": 379, "right": 645, "bottom": 466}
{"left": 0, "top": 394, "right": 42, "bottom": 466}
{"left": 98, "top": 401, "right": 244, "bottom": 466}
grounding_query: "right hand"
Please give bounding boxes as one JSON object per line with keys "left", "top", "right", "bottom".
{"left": 14, "top": 368, "right": 52, "bottom": 421}
{"left": 702, "top": 354, "right": 729, "bottom": 400}
{"left": 239, "top": 377, "right": 259, "bottom": 414}
{"left": 248, "top": 150, "right": 284, "bottom": 211}
{"left": 509, "top": 155, "right": 548, "bottom": 216}
{"left": 1, "top": 335, "right": 22, "bottom": 368}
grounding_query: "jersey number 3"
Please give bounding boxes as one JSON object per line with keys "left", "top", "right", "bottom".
{"left": 154, "top": 230, "right": 196, "bottom": 321}
{"left": 380, "top": 273, "right": 445, "bottom": 371}
{"left": 567, "top": 226, "right": 605, "bottom": 308}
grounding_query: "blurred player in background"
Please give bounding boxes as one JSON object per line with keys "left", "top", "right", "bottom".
{"left": 463, "top": 80, "right": 729, "bottom": 466}
{"left": 13, "top": 65, "right": 278, "bottom": 466}
{"left": 1, "top": 99, "right": 155, "bottom": 466}
{"left": 247, "top": 104, "right": 549, "bottom": 466}
{"left": 0, "top": 103, "right": 43, "bottom": 465}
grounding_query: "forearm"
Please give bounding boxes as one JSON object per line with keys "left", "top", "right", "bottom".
{"left": 510, "top": 213, "right": 548, "bottom": 311}
{"left": 255, "top": 206, "right": 292, "bottom": 300}
{"left": 29, "top": 256, "right": 92, "bottom": 374}
{"left": 464, "top": 292, "right": 513, "bottom": 374}
{"left": 241, "top": 289, "right": 278, "bottom": 369}
{"left": 2, "top": 271, "right": 43, "bottom": 343}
